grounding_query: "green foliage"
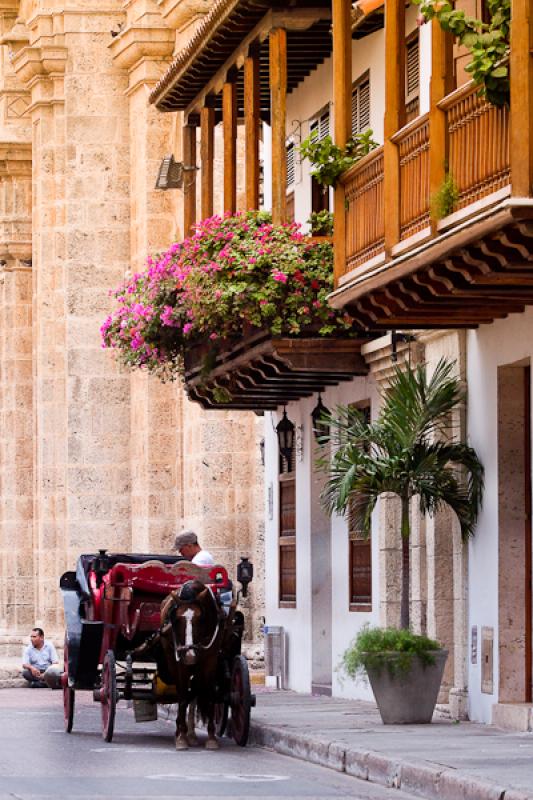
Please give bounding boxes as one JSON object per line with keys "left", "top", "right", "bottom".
{"left": 298, "top": 130, "right": 378, "bottom": 189}
{"left": 308, "top": 210, "right": 334, "bottom": 236}
{"left": 317, "top": 359, "right": 484, "bottom": 627}
{"left": 342, "top": 626, "right": 441, "bottom": 679}
{"left": 431, "top": 172, "right": 459, "bottom": 221}
{"left": 412, "top": 0, "right": 510, "bottom": 107}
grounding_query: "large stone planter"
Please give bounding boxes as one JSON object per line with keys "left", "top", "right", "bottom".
{"left": 366, "top": 649, "right": 448, "bottom": 724}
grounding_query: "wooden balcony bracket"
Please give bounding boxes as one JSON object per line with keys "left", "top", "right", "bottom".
{"left": 330, "top": 204, "right": 533, "bottom": 329}
{"left": 183, "top": 330, "right": 370, "bottom": 410}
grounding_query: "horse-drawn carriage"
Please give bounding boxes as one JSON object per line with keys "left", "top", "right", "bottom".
{"left": 59, "top": 550, "right": 255, "bottom": 748}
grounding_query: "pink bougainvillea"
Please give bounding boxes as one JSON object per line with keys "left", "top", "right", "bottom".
{"left": 101, "top": 211, "right": 353, "bottom": 380}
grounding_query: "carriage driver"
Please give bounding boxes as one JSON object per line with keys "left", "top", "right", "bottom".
{"left": 22, "top": 627, "right": 62, "bottom": 689}
{"left": 174, "top": 530, "right": 233, "bottom": 613}
{"left": 173, "top": 530, "right": 214, "bottom": 566}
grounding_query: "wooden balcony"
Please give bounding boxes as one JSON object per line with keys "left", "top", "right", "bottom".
{"left": 339, "top": 82, "right": 511, "bottom": 283}
{"left": 329, "top": 70, "right": 533, "bottom": 331}
{"left": 183, "top": 328, "right": 369, "bottom": 411}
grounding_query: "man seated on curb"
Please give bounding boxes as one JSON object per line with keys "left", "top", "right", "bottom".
{"left": 174, "top": 530, "right": 214, "bottom": 566}
{"left": 22, "top": 627, "right": 62, "bottom": 689}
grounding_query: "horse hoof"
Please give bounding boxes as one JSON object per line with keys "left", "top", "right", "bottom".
{"left": 205, "top": 738, "right": 219, "bottom": 751}
{"left": 175, "top": 736, "right": 189, "bottom": 751}
{"left": 187, "top": 735, "right": 200, "bottom": 747}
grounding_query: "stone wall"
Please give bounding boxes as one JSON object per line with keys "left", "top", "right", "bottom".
{"left": 0, "top": 0, "right": 265, "bottom": 652}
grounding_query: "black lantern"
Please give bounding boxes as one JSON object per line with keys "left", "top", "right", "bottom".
{"left": 276, "top": 408, "right": 295, "bottom": 464}
{"left": 311, "top": 394, "right": 330, "bottom": 442}
{"left": 237, "top": 556, "right": 254, "bottom": 597}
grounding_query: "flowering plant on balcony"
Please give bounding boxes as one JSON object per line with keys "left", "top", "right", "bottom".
{"left": 101, "top": 211, "right": 353, "bottom": 381}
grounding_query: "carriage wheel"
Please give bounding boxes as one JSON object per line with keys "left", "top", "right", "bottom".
{"left": 214, "top": 700, "right": 229, "bottom": 737}
{"left": 101, "top": 650, "right": 118, "bottom": 743}
{"left": 230, "top": 655, "right": 252, "bottom": 747}
{"left": 63, "top": 635, "right": 75, "bottom": 733}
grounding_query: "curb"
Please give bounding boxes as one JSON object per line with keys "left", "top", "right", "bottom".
{"left": 249, "top": 722, "right": 533, "bottom": 800}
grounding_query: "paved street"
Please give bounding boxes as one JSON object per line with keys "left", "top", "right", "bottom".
{"left": 0, "top": 688, "right": 417, "bottom": 800}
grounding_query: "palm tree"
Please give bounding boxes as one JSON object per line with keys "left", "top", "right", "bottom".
{"left": 318, "top": 359, "right": 484, "bottom": 629}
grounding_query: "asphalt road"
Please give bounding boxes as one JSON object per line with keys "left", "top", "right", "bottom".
{"left": 0, "top": 688, "right": 418, "bottom": 800}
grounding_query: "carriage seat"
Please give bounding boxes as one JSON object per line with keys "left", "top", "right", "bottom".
{"left": 105, "top": 560, "right": 231, "bottom": 597}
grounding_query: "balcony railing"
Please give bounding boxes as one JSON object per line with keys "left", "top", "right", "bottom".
{"left": 393, "top": 113, "right": 430, "bottom": 240}
{"left": 340, "top": 80, "right": 511, "bottom": 280}
{"left": 342, "top": 147, "right": 384, "bottom": 273}
{"left": 440, "top": 82, "right": 510, "bottom": 211}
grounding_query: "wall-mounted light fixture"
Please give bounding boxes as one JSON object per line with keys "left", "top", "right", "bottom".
{"left": 155, "top": 154, "right": 198, "bottom": 190}
{"left": 276, "top": 407, "right": 295, "bottom": 466}
{"left": 311, "top": 394, "right": 330, "bottom": 442}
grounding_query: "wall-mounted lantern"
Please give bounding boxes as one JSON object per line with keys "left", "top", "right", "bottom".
{"left": 311, "top": 394, "right": 330, "bottom": 442}
{"left": 276, "top": 408, "right": 295, "bottom": 465}
{"left": 155, "top": 154, "right": 198, "bottom": 190}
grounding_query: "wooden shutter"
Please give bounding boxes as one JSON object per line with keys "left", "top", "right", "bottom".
{"left": 351, "top": 72, "right": 370, "bottom": 136}
{"left": 348, "top": 402, "right": 372, "bottom": 610}
{"left": 405, "top": 32, "right": 420, "bottom": 123}
{"left": 349, "top": 528, "right": 372, "bottom": 608}
{"left": 310, "top": 107, "right": 330, "bottom": 141}
{"left": 286, "top": 141, "right": 295, "bottom": 188}
{"left": 279, "top": 473, "right": 296, "bottom": 605}
{"left": 286, "top": 191, "right": 295, "bottom": 223}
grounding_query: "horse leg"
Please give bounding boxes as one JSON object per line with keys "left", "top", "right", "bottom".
{"left": 204, "top": 702, "right": 219, "bottom": 750}
{"left": 175, "top": 701, "right": 189, "bottom": 751}
{"left": 187, "top": 700, "right": 200, "bottom": 747}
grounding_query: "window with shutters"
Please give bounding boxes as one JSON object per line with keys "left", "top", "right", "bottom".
{"left": 351, "top": 71, "right": 370, "bottom": 136}
{"left": 279, "top": 446, "right": 296, "bottom": 607}
{"left": 310, "top": 107, "right": 330, "bottom": 143}
{"left": 348, "top": 402, "right": 372, "bottom": 611}
{"left": 405, "top": 32, "right": 420, "bottom": 123}
{"left": 309, "top": 106, "right": 331, "bottom": 215}
{"left": 286, "top": 140, "right": 295, "bottom": 189}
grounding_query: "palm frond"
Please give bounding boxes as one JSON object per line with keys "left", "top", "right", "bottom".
{"left": 409, "top": 441, "right": 484, "bottom": 539}
{"left": 381, "top": 358, "right": 464, "bottom": 447}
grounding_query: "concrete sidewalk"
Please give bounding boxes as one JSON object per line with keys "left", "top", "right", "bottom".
{"left": 249, "top": 690, "right": 533, "bottom": 800}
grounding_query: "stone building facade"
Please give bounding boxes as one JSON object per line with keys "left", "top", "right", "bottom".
{"left": 0, "top": 0, "right": 264, "bottom": 653}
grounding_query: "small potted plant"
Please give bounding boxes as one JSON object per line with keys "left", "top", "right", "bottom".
{"left": 341, "top": 626, "right": 447, "bottom": 724}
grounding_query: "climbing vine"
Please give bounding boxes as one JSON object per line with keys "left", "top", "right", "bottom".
{"left": 412, "top": 0, "right": 510, "bottom": 107}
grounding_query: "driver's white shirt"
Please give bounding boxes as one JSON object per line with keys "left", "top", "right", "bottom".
{"left": 192, "top": 549, "right": 214, "bottom": 566}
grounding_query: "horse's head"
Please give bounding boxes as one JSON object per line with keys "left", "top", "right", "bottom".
{"left": 168, "top": 580, "right": 221, "bottom": 667}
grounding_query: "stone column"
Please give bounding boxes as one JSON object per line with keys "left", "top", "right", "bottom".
{"left": 0, "top": 2, "right": 33, "bottom": 648}
{"left": 361, "top": 334, "right": 426, "bottom": 630}
{"left": 12, "top": 3, "right": 133, "bottom": 635}
{"left": 110, "top": 0, "right": 180, "bottom": 554}
{"left": 419, "top": 330, "right": 468, "bottom": 717}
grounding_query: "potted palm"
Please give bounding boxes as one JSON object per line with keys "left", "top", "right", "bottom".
{"left": 318, "top": 359, "right": 484, "bottom": 723}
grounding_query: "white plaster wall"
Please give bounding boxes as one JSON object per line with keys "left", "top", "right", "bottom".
{"left": 466, "top": 307, "right": 533, "bottom": 723}
{"left": 286, "top": 28, "right": 386, "bottom": 232}
{"left": 263, "top": 373, "right": 380, "bottom": 699}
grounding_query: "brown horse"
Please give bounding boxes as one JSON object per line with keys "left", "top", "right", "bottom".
{"left": 158, "top": 579, "right": 224, "bottom": 750}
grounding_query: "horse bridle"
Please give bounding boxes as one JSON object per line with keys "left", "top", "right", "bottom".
{"left": 168, "top": 585, "right": 221, "bottom": 663}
